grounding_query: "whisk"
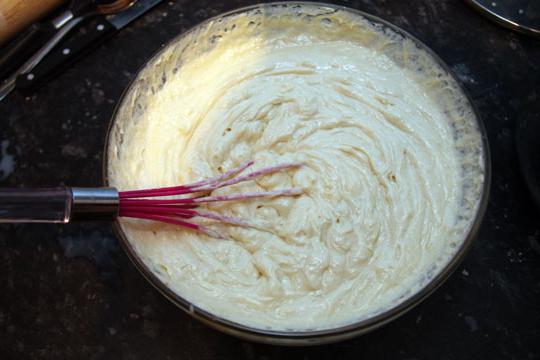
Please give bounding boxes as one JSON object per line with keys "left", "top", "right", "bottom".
{"left": 0, "top": 161, "right": 302, "bottom": 238}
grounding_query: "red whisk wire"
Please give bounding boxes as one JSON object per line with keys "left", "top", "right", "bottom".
{"left": 119, "top": 161, "right": 254, "bottom": 199}
{"left": 117, "top": 161, "right": 302, "bottom": 238}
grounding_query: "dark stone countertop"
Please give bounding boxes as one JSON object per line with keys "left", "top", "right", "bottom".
{"left": 1, "top": 1, "right": 539, "bottom": 359}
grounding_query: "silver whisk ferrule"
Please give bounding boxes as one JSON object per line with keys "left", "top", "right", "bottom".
{"left": 71, "top": 187, "right": 119, "bottom": 221}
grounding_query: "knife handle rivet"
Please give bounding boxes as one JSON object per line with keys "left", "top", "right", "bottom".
{"left": 97, "top": 24, "right": 105, "bottom": 31}
{"left": 26, "top": 73, "right": 35, "bottom": 81}
{"left": 62, "top": 48, "right": 71, "bottom": 55}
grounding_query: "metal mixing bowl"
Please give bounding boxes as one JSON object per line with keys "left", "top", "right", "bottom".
{"left": 103, "top": 2, "right": 491, "bottom": 345}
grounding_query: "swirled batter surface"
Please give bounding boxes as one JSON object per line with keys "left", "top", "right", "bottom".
{"left": 109, "top": 10, "right": 474, "bottom": 330}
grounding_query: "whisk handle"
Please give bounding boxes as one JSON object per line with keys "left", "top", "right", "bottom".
{"left": 0, "top": 187, "right": 119, "bottom": 223}
{"left": 0, "top": 187, "right": 71, "bottom": 223}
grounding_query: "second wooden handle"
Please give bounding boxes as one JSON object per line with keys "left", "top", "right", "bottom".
{"left": 0, "top": 0, "right": 65, "bottom": 45}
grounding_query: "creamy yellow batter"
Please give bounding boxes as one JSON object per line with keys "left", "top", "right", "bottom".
{"left": 108, "top": 5, "right": 484, "bottom": 331}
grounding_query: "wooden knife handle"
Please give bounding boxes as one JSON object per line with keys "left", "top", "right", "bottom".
{"left": 0, "top": 0, "right": 65, "bottom": 46}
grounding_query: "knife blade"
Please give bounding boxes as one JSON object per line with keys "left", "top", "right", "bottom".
{"left": 14, "top": 0, "right": 163, "bottom": 94}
